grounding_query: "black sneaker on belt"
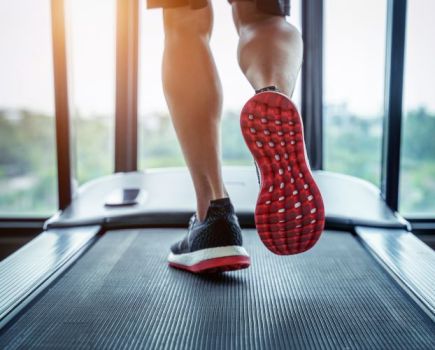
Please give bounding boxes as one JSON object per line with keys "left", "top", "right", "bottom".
{"left": 168, "top": 198, "right": 251, "bottom": 274}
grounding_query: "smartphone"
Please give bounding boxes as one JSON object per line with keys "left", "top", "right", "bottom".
{"left": 104, "top": 188, "right": 141, "bottom": 207}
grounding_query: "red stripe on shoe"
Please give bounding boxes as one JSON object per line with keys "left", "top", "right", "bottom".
{"left": 240, "top": 91, "right": 325, "bottom": 255}
{"left": 169, "top": 255, "right": 251, "bottom": 274}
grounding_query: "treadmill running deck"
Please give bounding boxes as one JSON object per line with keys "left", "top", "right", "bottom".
{"left": 1, "top": 229, "right": 434, "bottom": 349}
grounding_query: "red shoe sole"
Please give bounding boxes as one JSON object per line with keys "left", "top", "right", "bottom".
{"left": 169, "top": 255, "right": 251, "bottom": 274}
{"left": 240, "top": 91, "right": 325, "bottom": 255}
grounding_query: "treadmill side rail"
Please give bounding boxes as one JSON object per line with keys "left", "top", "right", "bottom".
{"left": 356, "top": 226, "right": 435, "bottom": 319}
{"left": 0, "top": 226, "right": 100, "bottom": 329}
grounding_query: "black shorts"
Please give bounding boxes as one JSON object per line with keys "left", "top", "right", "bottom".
{"left": 146, "top": 0, "right": 290, "bottom": 17}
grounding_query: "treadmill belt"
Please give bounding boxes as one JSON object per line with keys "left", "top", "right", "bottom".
{"left": 1, "top": 229, "right": 434, "bottom": 349}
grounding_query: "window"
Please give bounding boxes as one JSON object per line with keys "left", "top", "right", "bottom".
{"left": 323, "top": 0, "right": 387, "bottom": 186}
{"left": 138, "top": 1, "right": 301, "bottom": 169}
{"left": 0, "top": 0, "right": 57, "bottom": 217}
{"left": 65, "top": 0, "right": 116, "bottom": 185}
{"left": 399, "top": 0, "right": 435, "bottom": 217}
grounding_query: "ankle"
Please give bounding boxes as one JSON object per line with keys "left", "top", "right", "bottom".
{"left": 196, "top": 194, "right": 230, "bottom": 222}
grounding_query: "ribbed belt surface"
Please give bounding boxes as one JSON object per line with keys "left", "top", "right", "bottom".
{"left": 1, "top": 229, "right": 434, "bottom": 349}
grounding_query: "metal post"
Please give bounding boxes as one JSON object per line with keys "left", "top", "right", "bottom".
{"left": 115, "top": 0, "right": 139, "bottom": 172}
{"left": 382, "top": 0, "right": 407, "bottom": 211}
{"left": 51, "top": 0, "right": 73, "bottom": 210}
{"left": 301, "top": 0, "right": 324, "bottom": 170}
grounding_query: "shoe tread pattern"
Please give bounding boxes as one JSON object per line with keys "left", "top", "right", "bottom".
{"left": 240, "top": 92, "right": 325, "bottom": 255}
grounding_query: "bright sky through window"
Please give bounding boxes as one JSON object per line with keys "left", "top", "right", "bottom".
{"left": 0, "top": 0, "right": 434, "bottom": 116}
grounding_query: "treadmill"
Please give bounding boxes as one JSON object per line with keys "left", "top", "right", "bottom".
{"left": 0, "top": 167, "right": 434, "bottom": 349}
{"left": 1, "top": 0, "right": 434, "bottom": 347}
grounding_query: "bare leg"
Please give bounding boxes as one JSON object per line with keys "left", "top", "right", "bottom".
{"left": 162, "top": 4, "right": 226, "bottom": 221}
{"left": 232, "top": 2, "right": 303, "bottom": 96}
{"left": 232, "top": 2, "right": 326, "bottom": 256}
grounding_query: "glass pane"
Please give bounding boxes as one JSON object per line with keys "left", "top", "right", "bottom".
{"left": 324, "top": 0, "right": 387, "bottom": 186}
{"left": 0, "top": 0, "right": 57, "bottom": 217}
{"left": 65, "top": 0, "right": 116, "bottom": 185}
{"left": 138, "top": 1, "right": 301, "bottom": 169}
{"left": 399, "top": 0, "right": 435, "bottom": 217}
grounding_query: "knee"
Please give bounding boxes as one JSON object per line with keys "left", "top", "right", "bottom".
{"left": 163, "top": 5, "right": 213, "bottom": 41}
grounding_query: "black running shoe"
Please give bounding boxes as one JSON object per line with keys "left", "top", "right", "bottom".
{"left": 168, "top": 198, "right": 251, "bottom": 273}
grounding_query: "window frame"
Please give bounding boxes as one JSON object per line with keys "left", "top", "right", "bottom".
{"left": 51, "top": 0, "right": 73, "bottom": 211}
{"left": 115, "top": 0, "right": 139, "bottom": 173}
{"left": 381, "top": 0, "right": 407, "bottom": 212}
{"left": 301, "top": 0, "right": 324, "bottom": 170}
